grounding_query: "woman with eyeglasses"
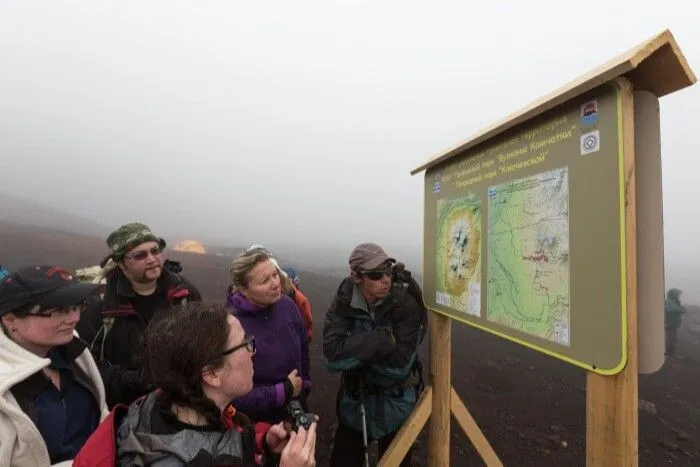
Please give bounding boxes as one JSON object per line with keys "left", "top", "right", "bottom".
{"left": 110, "top": 303, "right": 316, "bottom": 466}
{"left": 226, "top": 249, "right": 312, "bottom": 425}
{"left": 0, "top": 265, "right": 108, "bottom": 466}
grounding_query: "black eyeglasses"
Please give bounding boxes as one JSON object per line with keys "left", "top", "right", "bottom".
{"left": 124, "top": 246, "right": 163, "bottom": 262}
{"left": 31, "top": 303, "right": 86, "bottom": 318}
{"left": 219, "top": 334, "right": 256, "bottom": 357}
{"left": 361, "top": 266, "right": 393, "bottom": 281}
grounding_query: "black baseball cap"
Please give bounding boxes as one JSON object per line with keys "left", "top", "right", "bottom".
{"left": 0, "top": 265, "right": 103, "bottom": 317}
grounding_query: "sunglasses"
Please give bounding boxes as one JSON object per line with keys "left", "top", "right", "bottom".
{"left": 218, "top": 334, "right": 256, "bottom": 358}
{"left": 361, "top": 266, "right": 393, "bottom": 281}
{"left": 124, "top": 246, "right": 163, "bottom": 262}
{"left": 31, "top": 303, "right": 86, "bottom": 318}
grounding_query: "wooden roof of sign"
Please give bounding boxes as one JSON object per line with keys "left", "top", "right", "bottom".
{"left": 410, "top": 29, "right": 696, "bottom": 175}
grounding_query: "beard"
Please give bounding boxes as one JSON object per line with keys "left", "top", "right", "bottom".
{"left": 132, "top": 265, "right": 162, "bottom": 284}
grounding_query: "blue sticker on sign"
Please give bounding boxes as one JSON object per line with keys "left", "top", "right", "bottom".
{"left": 580, "top": 100, "right": 598, "bottom": 126}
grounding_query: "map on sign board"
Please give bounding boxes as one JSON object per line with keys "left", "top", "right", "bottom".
{"left": 435, "top": 194, "right": 482, "bottom": 317}
{"left": 487, "top": 168, "right": 570, "bottom": 346}
{"left": 422, "top": 82, "right": 626, "bottom": 374}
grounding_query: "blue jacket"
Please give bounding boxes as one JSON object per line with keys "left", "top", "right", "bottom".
{"left": 227, "top": 292, "right": 311, "bottom": 423}
{"left": 323, "top": 278, "right": 426, "bottom": 439}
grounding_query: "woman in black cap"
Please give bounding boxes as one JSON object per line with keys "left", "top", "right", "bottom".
{"left": 0, "top": 265, "right": 108, "bottom": 466}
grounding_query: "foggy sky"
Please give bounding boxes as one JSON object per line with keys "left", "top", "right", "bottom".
{"left": 0, "top": 1, "right": 699, "bottom": 277}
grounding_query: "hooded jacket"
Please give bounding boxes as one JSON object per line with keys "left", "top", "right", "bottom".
{"left": 115, "top": 391, "right": 273, "bottom": 466}
{"left": 0, "top": 329, "right": 108, "bottom": 466}
{"left": 665, "top": 288, "right": 687, "bottom": 328}
{"left": 226, "top": 293, "right": 311, "bottom": 423}
{"left": 323, "top": 277, "right": 426, "bottom": 439}
{"left": 77, "top": 265, "right": 201, "bottom": 408}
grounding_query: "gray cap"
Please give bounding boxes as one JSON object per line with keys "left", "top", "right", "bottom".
{"left": 348, "top": 243, "right": 395, "bottom": 270}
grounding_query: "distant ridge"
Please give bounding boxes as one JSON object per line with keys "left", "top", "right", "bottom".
{"left": 0, "top": 192, "right": 109, "bottom": 237}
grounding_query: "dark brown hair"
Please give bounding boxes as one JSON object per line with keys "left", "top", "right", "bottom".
{"left": 0, "top": 304, "right": 42, "bottom": 335}
{"left": 143, "top": 302, "right": 231, "bottom": 426}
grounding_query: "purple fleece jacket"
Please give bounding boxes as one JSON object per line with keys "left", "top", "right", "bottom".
{"left": 226, "top": 292, "right": 311, "bottom": 423}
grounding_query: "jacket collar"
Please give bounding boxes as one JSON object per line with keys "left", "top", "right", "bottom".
{"left": 228, "top": 292, "right": 272, "bottom": 316}
{"left": 4, "top": 337, "right": 87, "bottom": 397}
{"left": 337, "top": 277, "right": 394, "bottom": 317}
{"left": 350, "top": 284, "right": 369, "bottom": 313}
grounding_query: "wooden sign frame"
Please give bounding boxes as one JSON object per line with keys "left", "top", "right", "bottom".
{"left": 379, "top": 30, "right": 696, "bottom": 466}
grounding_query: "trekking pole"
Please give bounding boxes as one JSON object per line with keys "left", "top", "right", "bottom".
{"left": 358, "top": 376, "right": 371, "bottom": 467}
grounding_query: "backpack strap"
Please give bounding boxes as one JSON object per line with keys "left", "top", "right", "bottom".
{"left": 88, "top": 306, "right": 135, "bottom": 360}
{"left": 164, "top": 270, "right": 192, "bottom": 306}
{"left": 71, "top": 404, "right": 129, "bottom": 467}
{"left": 100, "top": 317, "right": 115, "bottom": 362}
{"left": 392, "top": 268, "right": 428, "bottom": 396}
{"left": 167, "top": 286, "right": 190, "bottom": 303}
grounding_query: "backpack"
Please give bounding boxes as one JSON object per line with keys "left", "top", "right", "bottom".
{"left": 288, "top": 285, "right": 314, "bottom": 341}
{"left": 391, "top": 262, "right": 428, "bottom": 394}
{"left": 392, "top": 263, "right": 426, "bottom": 311}
{"left": 72, "top": 404, "right": 129, "bottom": 467}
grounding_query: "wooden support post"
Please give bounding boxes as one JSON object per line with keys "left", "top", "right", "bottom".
{"left": 450, "top": 387, "right": 503, "bottom": 466}
{"left": 586, "top": 78, "right": 639, "bottom": 467}
{"left": 428, "top": 312, "right": 451, "bottom": 465}
{"left": 378, "top": 387, "right": 433, "bottom": 466}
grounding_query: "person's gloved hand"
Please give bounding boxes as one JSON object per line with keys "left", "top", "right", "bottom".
{"left": 375, "top": 326, "right": 396, "bottom": 357}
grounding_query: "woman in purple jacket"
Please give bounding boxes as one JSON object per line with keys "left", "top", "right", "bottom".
{"left": 226, "top": 249, "right": 311, "bottom": 424}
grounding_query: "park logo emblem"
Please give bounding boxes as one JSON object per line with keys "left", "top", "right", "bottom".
{"left": 580, "top": 130, "right": 600, "bottom": 155}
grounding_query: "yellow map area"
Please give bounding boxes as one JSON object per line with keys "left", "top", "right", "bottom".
{"left": 435, "top": 195, "right": 482, "bottom": 316}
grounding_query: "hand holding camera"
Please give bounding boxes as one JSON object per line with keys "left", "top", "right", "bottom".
{"left": 287, "top": 399, "right": 315, "bottom": 431}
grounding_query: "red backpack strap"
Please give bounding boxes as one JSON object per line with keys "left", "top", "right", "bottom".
{"left": 167, "top": 285, "right": 191, "bottom": 303}
{"left": 101, "top": 305, "right": 136, "bottom": 318}
{"left": 72, "top": 404, "right": 129, "bottom": 467}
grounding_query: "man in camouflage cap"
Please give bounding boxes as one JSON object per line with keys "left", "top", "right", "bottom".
{"left": 99, "top": 222, "right": 166, "bottom": 267}
{"left": 78, "top": 222, "right": 201, "bottom": 407}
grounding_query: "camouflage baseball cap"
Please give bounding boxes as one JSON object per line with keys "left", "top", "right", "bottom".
{"left": 348, "top": 243, "right": 395, "bottom": 271}
{"left": 101, "top": 222, "right": 166, "bottom": 266}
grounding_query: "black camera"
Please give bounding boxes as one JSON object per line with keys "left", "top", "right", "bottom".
{"left": 286, "top": 400, "right": 313, "bottom": 431}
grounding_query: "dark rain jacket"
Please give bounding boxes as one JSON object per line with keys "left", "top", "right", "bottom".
{"left": 323, "top": 277, "right": 426, "bottom": 439}
{"left": 77, "top": 267, "right": 201, "bottom": 408}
